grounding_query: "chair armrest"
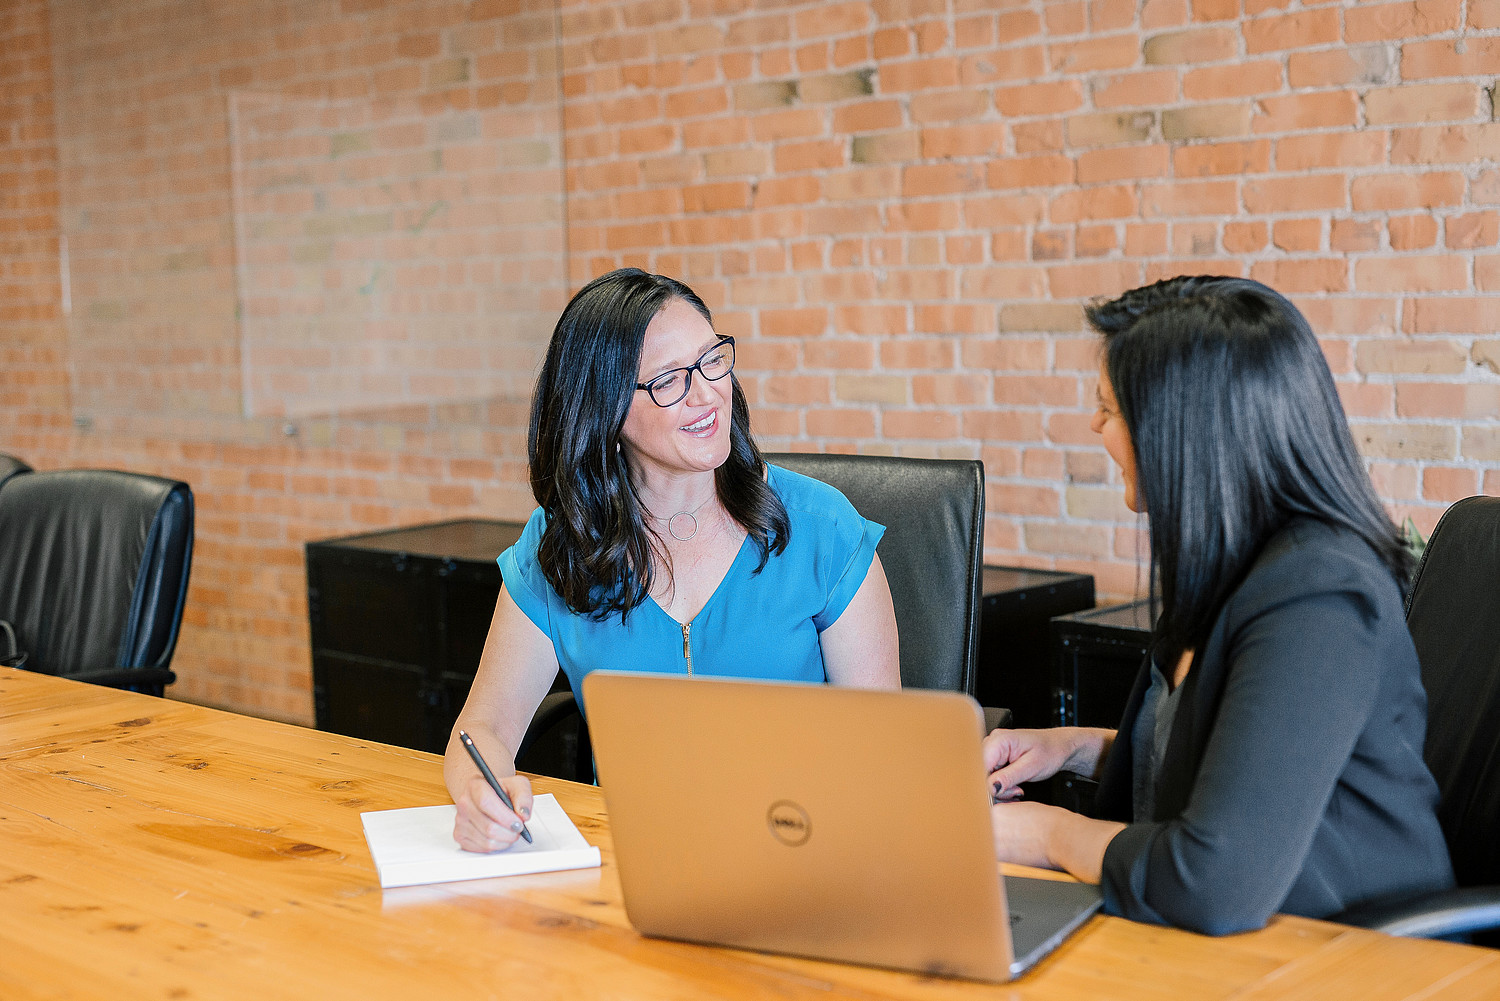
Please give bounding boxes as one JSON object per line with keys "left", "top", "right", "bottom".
{"left": 1336, "top": 885, "right": 1500, "bottom": 938}
{"left": 982, "top": 705, "right": 1013, "bottom": 732}
{"left": 68, "top": 668, "right": 177, "bottom": 693}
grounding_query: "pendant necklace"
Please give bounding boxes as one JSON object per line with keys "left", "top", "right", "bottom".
{"left": 657, "top": 493, "right": 715, "bottom": 542}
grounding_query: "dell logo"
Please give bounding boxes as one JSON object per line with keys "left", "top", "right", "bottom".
{"left": 766, "top": 800, "right": 811, "bottom": 846}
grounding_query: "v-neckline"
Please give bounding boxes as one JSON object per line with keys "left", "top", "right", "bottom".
{"left": 649, "top": 532, "right": 753, "bottom": 626}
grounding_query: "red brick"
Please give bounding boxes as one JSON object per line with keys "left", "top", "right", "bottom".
{"left": 1447, "top": 212, "right": 1500, "bottom": 250}
{"left": 1388, "top": 215, "right": 1439, "bottom": 250}
{"left": 1243, "top": 174, "right": 1347, "bottom": 213}
{"left": 1223, "top": 220, "right": 1268, "bottom": 253}
{"left": 1365, "top": 83, "right": 1485, "bottom": 125}
{"left": 1391, "top": 124, "right": 1500, "bottom": 166}
{"left": 912, "top": 374, "right": 990, "bottom": 405}
{"left": 1141, "top": 179, "right": 1238, "bottom": 217}
{"left": 1077, "top": 144, "right": 1170, "bottom": 184}
{"left": 959, "top": 47, "right": 1046, "bottom": 84}
{"left": 1345, "top": 0, "right": 1464, "bottom": 43}
{"left": 1288, "top": 46, "right": 1394, "bottom": 88}
{"left": 903, "top": 162, "right": 985, "bottom": 196}
{"left": 987, "top": 155, "right": 1075, "bottom": 190}
{"left": 1243, "top": 9, "right": 1340, "bottom": 52}
{"left": 1043, "top": 1, "right": 1088, "bottom": 34}
{"left": 1183, "top": 60, "right": 1283, "bottom": 100}
{"left": 878, "top": 56, "right": 959, "bottom": 91}
{"left": 1331, "top": 219, "right": 1382, "bottom": 253}
{"left": 1272, "top": 218, "right": 1321, "bottom": 252}
{"left": 1066, "top": 110, "right": 1155, "bottom": 147}
{"left": 1048, "top": 184, "right": 1139, "bottom": 223}
{"left": 1090, "top": 70, "right": 1179, "bottom": 109}
{"left": 910, "top": 88, "right": 990, "bottom": 122}
{"left": 993, "top": 484, "right": 1062, "bottom": 517}
{"left": 1173, "top": 140, "right": 1271, "bottom": 177}
{"left": 883, "top": 410, "right": 959, "bottom": 439}
{"left": 1399, "top": 383, "right": 1500, "bottom": 420}
{"left": 1276, "top": 131, "right": 1388, "bottom": 170}
{"left": 1351, "top": 172, "right": 1465, "bottom": 211}
{"left": 1142, "top": 27, "right": 1237, "bottom": 63}
{"left": 806, "top": 408, "right": 877, "bottom": 438}
{"left": 1047, "top": 34, "right": 1138, "bottom": 73}
{"left": 1253, "top": 91, "right": 1359, "bottom": 133}
{"left": 994, "top": 80, "right": 1086, "bottom": 117}
{"left": 1248, "top": 258, "right": 1349, "bottom": 293}
{"left": 1356, "top": 255, "right": 1468, "bottom": 293}
{"left": 832, "top": 99, "right": 903, "bottom": 133}
{"left": 1405, "top": 297, "right": 1500, "bottom": 334}
{"left": 1163, "top": 102, "right": 1253, "bottom": 140}
{"left": 1401, "top": 37, "right": 1500, "bottom": 79}
{"left": 920, "top": 123, "right": 1007, "bottom": 158}
{"left": 1421, "top": 466, "right": 1480, "bottom": 502}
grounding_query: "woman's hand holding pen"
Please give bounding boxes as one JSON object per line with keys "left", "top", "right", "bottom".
{"left": 447, "top": 727, "right": 535, "bottom": 853}
{"left": 454, "top": 769, "right": 534, "bottom": 853}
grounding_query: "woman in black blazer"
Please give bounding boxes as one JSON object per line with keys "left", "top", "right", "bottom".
{"left": 985, "top": 277, "right": 1454, "bottom": 934}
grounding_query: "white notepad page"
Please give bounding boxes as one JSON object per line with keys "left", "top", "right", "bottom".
{"left": 361, "top": 793, "right": 601, "bottom": 889}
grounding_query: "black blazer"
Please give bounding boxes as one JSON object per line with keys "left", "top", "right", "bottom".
{"left": 1095, "top": 518, "right": 1454, "bottom": 935}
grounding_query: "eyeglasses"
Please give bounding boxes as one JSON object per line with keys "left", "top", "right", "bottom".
{"left": 635, "top": 337, "right": 735, "bottom": 408}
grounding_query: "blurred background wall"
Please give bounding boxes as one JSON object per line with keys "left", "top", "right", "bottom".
{"left": 4, "top": 0, "right": 1499, "bottom": 721}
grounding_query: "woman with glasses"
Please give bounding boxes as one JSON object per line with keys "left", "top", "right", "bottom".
{"left": 445, "top": 268, "right": 899, "bottom": 851}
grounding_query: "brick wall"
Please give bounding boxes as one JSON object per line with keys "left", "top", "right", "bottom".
{"left": 4, "top": 0, "right": 1500, "bottom": 722}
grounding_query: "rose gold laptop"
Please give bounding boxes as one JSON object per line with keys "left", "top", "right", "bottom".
{"left": 582, "top": 672, "right": 1102, "bottom": 983}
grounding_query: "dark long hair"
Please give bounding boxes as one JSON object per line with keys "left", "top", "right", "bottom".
{"left": 528, "top": 268, "right": 789, "bottom": 618}
{"left": 1086, "top": 276, "right": 1411, "bottom": 667}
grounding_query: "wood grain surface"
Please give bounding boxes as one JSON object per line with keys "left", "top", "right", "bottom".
{"left": 2, "top": 669, "right": 1494, "bottom": 1000}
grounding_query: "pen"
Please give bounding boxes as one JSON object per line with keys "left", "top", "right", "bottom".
{"left": 457, "top": 729, "right": 533, "bottom": 844}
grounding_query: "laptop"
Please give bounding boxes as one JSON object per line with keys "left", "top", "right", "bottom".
{"left": 582, "top": 672, "right": 1103, "bottom": 983}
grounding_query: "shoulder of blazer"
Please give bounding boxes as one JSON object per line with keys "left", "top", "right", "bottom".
{"left": 1218, "top": 518, "right": 1402, "bottom": 637}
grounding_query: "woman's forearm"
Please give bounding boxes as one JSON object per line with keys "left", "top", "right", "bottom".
{"left": 1065, "top": 727, "right": 1118, "bottom": 780}
{"left": 1048, "top": 810, "right": 1128, "bottom": 884}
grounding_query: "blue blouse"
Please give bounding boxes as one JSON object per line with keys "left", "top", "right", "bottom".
{"left": 498, "top": 463, "right": 884, "bottom": 707}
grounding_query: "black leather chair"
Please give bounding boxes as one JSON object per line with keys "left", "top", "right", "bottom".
{"left": 765, "top": 453, "right": 988, "bottom": 696}
{"left": 518, "top": 452, "right": 1000, "bottom": 783}
{"left": 0, "top": 469, "right": 194, "bottom": 696}
{"left": 0, "top": 453, "right": 31, "bottom": 490}
{"left": 1337, "top": 495, "right": 1500, "bottom": 940}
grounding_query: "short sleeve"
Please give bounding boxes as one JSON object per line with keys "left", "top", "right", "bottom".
{"left": 496, "top": 507, "right": 554, "bottom": 640}
{"left": 813, "top": 515, "right": 884, "bottom": 630}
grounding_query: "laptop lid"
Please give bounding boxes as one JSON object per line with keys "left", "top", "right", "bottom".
{"left": 583, "top": 672, "right": 1100, "bottom": 983}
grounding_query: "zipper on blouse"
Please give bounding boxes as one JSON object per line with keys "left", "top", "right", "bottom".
{"left": 682, "top": 619, "right": 693, "bottom": 675}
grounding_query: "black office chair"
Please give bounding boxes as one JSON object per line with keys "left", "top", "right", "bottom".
{"left": 0, "top": 453, "right": 31, "bottom": 490}
{"left": 765, "top": 453, "right": 990, "bottom": 698}
{"left": 518, "top": 452, "right": 1001, "bottom": 783}
{"left": 1337, "top": 495, "right": 1500, "bottom": 941}
{"left": 0, "top": 469, "right": 194, "bottom": 696}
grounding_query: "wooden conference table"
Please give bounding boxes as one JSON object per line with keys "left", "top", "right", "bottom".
{"left": 2, "top": 669, "right": 1496, "bottom": 1000}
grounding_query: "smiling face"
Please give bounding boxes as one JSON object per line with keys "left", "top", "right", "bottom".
{"left": 1090, "top": 360, "right": 1141, "bottom": 514}
{"left": 618, "top": 297, "right": 733, "bottom": 487}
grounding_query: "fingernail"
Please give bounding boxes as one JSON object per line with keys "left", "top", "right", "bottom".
{"left": 520, "top": 807, "right": 531, "bottom": 819}
{"left": 509, "top": 821, "right": 523, "bottom": 833}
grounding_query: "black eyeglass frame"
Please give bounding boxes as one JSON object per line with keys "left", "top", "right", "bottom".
{"left": 634, "top": 336, "right": 736, "bottom": 408}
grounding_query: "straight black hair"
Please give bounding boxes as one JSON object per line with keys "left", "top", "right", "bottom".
{"left": 1086, "top": 275, "right": 1411, "bottom": 668}
{"left": 528, "top": 267, "right": 789, "bottom": 618}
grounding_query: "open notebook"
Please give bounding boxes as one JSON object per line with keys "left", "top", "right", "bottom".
{"left": 361, "top": 793, "right": 601, "bottom": 888}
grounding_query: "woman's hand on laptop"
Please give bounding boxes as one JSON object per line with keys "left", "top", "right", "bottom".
{"left": 990, "top": 801, "right": 1126, "bottom": 882}
{"left": 984, "top": 727, "right": 1117, "bottom": 801}
{"left": 453, "top": 772, "right": 534, "bottom": 853}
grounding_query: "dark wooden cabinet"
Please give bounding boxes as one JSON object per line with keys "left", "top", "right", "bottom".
{"left": 977, "top": 566, "right": 1095, "bottom": 729}
{"left": 1049, "top": 598, "right": 1153, "bottom": 812}
{"left": 306, "top": 519, "right": 523, "bottom": 754}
